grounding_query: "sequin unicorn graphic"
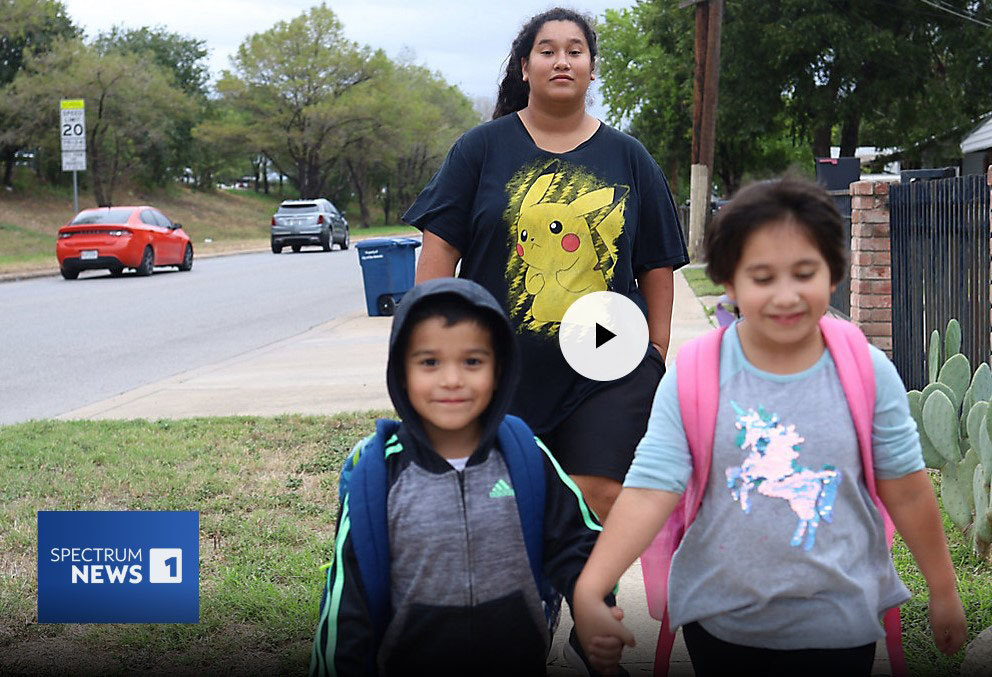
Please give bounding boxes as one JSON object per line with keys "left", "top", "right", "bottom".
{"left": 725, "top": 403, "right": 842, "bottom": 551}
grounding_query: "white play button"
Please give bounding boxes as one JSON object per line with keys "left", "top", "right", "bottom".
{"left": 559, "top": 291, "right": 649, "bottom": 381}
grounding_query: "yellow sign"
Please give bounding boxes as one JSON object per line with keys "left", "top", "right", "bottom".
{"left": 60, "top": 99, "right": 84, "bottom": 110}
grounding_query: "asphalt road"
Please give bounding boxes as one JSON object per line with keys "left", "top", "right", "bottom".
{"left": 0, "top": 248, "right": 372, "bottom": 425}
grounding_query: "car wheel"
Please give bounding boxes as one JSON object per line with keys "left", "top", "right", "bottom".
{"left": 60, "top": 267, "right": 79, "bottom": 280}
{"left": 178, "top": 244, "right": 193, "bottom": 271}
{"left": 292, "top": 245, "right": 302, "bottom": 253}
{"left": 339, "top": 228, "right": 350, "bottom": 250}
{"left": 378, "top": 295, "right": 396, "bottom": 316}
{"left": 321, "top": 231, "right": 332, "bottom": 252}
{"left": 109, "top": 266, "right": 124, "bottom": 277}
{"left": 135, "top": 246, "right": 154, "bottom": 276}
{"left": 271, "top": 241, "right": 282, "bottom": 254}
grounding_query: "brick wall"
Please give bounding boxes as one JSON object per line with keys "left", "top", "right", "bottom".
{"left": 849, "top": 180, "right": 893, "bottom": 354}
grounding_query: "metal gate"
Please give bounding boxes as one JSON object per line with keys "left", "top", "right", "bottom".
{"left": 890, "top": 175, "right": 990, "bottom": 390}
{"left": 827, "top": 188, "right": 852, "bottom": 317}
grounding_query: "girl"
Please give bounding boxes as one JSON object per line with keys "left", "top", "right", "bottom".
{"left": 572, "top": 178, "right": 967, "bottom": 675}
{"left": 404, "top": 8, "right": 688, "bottom": 527}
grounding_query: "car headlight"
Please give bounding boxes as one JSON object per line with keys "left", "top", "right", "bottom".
{"left": 108, "top": 230, "right": 129, "bottom": 236}
{"left": 58, "top": 232, "right": 72, "bottom": 239}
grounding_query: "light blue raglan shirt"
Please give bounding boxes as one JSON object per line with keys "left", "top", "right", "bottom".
{"left": 625, "top": 322, "right": 924, "bottom": 649}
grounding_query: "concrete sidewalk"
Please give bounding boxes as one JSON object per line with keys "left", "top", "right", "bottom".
{"left": 59, "top": 269, "right": 895, "bottom": 675}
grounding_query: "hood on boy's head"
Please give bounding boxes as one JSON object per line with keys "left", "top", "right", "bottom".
{"left": 386, "top": 278, "right": 520, "bottom": 455}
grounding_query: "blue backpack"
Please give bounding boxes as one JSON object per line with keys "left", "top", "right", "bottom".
{"left": 337, "top": 415, "right": 556, "bottom": 645}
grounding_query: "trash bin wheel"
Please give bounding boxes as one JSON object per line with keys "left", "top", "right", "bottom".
{"left": 377, "top": 295, "right": 396, "bottom": 316}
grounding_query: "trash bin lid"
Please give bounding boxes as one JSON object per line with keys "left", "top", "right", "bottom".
{"left": 355, "top": 237, "right": 422, "bottom": 249}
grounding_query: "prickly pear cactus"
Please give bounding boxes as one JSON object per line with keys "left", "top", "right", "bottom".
{"left": 922, "top": 390, "right": 961, "bottom": 464}
{"left": 906, "top": 318, "right": 992, "bottom": 560}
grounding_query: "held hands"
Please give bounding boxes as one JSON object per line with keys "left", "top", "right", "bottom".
{"left": 929, "top": 588, "right": 967, "bottom": 655}
{"left": 573, "top": 595, "right": 635, "bottom": 675}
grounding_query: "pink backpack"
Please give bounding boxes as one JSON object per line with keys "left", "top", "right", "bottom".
{"left": 640, "top": 315, "right": 906, "bottom": 676}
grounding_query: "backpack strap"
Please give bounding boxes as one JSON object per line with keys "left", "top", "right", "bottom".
{"left": 642, "top": 325, "right": 726, "bottom": 677}
{"left": 497, "top": 415, "right": 546, "bottom": 593}
{"left": 347, "top": 418, "right": 402, "bottom": 645}
{"left": 819, "top": 316, "right": 906, "bottom": 677}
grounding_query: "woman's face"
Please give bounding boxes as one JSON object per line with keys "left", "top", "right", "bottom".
{"left": 521, "top": 20, "right": 593, "bottom": 108}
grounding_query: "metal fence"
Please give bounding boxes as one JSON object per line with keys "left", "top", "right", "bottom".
{"left": 827, "top": 189, "right": 852, "bottom": 317}
{"left": 890, "top": 175, "right": 990, "bottom": 390}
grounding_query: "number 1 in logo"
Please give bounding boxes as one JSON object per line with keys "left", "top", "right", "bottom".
{"left": 149, "top": 548, "right": 183, "bottom": 583}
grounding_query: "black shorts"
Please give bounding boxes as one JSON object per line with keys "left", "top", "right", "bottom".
{"left": 540, "top": 349, "right": 665, "bottom": 482}
{"left": 682, "top": 622, "right": 876, "bottom": 676}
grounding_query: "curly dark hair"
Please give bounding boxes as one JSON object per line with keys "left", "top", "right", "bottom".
{"left": 492, "top": 7, "right": 598, "bottom": 119}
{"left": 704, "top": 177, "right": 848, "bottom": 286}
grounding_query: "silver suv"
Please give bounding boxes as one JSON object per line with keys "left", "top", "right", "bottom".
{"left": 270, "top": 199, "right": 350, "bottom": 253}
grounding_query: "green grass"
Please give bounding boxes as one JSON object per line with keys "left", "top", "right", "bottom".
{"left": 351, "top": 224, "right": 420, "bottom": 238}
{"left": 681, "top": 266, "right": 725, "bottom": 297}
{"left": 0, "top": 170, "right": 420, "bottom": 273}
{"left": 0, "top": 413, "right": 392, "bottom": 675}
{"left": 892, "top": 471, "right": 992, "bottom": 675}
{"left": 0, "top": 222, "right": 54, "bottom": 260}
{"left": 1, "top": 419, "right": 987, "bottom": 674}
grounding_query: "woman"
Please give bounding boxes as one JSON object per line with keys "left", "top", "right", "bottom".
{"left": 403, "top": 7, "right": 688, "bottom": 523}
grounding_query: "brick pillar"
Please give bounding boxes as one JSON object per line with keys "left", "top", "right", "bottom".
{"left": 849, "top": 180, "right": 893, "bottom": 355}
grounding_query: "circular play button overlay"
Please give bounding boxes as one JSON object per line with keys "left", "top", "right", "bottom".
{"left": 558, "top": 291, "right": 649, "bottom": 381}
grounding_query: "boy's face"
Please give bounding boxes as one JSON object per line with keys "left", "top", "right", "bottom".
{"left": 724, "top": 219, "right": 835, "bottom": 352}
{"left": 404, "top": 316, "right": 496, "bottom": 445}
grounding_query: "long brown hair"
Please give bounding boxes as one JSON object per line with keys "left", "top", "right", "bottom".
{"left": 492, "top": 7, "right": 598, "bottom": 119}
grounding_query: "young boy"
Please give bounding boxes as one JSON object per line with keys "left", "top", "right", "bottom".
{"left": 310, "top": 277, "right": 606, "bottom": 676}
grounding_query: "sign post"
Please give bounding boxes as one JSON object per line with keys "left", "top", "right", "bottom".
{"left": 60, "top": 99, "right": 85, "bottom": 214}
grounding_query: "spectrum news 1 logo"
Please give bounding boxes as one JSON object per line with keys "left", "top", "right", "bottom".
{"left": 37, "top": 511, "right": 199, "bottom": 623}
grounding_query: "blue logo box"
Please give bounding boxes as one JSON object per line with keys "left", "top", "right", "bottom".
{"left": 38, "top": 511, "right": 199, "bottom": 623}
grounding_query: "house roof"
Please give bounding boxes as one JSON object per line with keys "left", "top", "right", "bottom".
{"left": 962, "top": 114, "right": 992, "bottom": 154}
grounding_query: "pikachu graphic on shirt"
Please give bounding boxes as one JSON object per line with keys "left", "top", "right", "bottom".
{"left": 506, "top": 159, "right": 629, "bottom": 331}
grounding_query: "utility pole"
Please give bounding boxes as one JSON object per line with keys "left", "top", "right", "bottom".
{"left": 681, "top": 0, "right": 723, "bottom": 260}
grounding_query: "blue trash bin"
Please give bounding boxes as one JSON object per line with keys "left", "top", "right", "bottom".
{"left": 355, "top": 237, "right": 421, "bottom": 316}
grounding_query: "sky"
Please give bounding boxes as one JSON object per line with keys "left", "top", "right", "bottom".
{"left": 59, "top": 0, "right": 636, "bottom": 120}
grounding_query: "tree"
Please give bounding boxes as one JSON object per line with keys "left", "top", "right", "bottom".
{"left": 598, "top": 1, "right": 992, "bottom": 194}
{"left": 337, "top": 62, "right": 479, "bottom": 226}
{"left": 93, "top": 26, "right": 210, "bottom": 185}
{"left": 93, "top": 25, "right": 209, "bottom": 98}
{"left": 0, "top": 0, "right": 78, "bottom": 186}
{"left": 3, "top": 39, "right": 193, "bottom": 205}
{"left": 189, "top": 104, "right": 255, "bottom": 190}
{"left": 221, "top": 3, "right": 386, "bottom": 199}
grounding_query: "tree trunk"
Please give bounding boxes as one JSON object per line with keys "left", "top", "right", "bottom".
{"left": 345, "top": 157, "right": 371, "bottom": 228}
{"left": 839, "top": 113, "right": 860, "bottom": 158}
{"left": 382, "top": 180, "right": 393, "bottom": 226}
{"left": 2, "top": 147, "right": 15, "bottom": 188}
{"left": 812, "top": 124, "right": 833, "bottom": 160}
{"left": 90, "top": 130, "right": 108, "bottom": 207}
{"left": 262, "top": 156, "right": 269, "bottom": 194}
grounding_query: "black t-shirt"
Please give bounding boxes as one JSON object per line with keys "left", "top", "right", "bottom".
{"left": 402, "top": 113, "right": 688, "bottom": 433}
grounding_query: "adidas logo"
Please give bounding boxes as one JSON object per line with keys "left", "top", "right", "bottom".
{"left": 489, "top": 479, "right": 514, "bottom": 498}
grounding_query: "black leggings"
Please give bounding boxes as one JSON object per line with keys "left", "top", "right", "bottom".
{"left": 682, "top": 622, "right": 877, "bottom": 677}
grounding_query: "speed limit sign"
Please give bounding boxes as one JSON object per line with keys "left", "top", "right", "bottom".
{"left": 60, "top": 99, "right": 86, "bottom": 171}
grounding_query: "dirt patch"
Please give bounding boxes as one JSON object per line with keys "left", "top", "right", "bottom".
{"left": 0, "top": 633, "right": 307, "bottom": 676}
{"left": 0, "top": 638, "right": 121, "bottom": 676}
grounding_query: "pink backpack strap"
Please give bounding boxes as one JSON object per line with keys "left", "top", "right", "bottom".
{"left": 819, "top": 316, "right": 906, "bottom": 677}
{"left": 641, "top": 325, "right": 726, "bottom": 677}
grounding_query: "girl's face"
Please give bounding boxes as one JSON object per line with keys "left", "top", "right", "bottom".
{"left": 724, "top": 219, "right": 836, "bottom": 354}
{"left": 521, "top": 20, "right": 593, "bottom": 107}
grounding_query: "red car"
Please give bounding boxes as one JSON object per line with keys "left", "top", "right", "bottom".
{"left": 56, "top": 206, "right": 193, "bottom": 279}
